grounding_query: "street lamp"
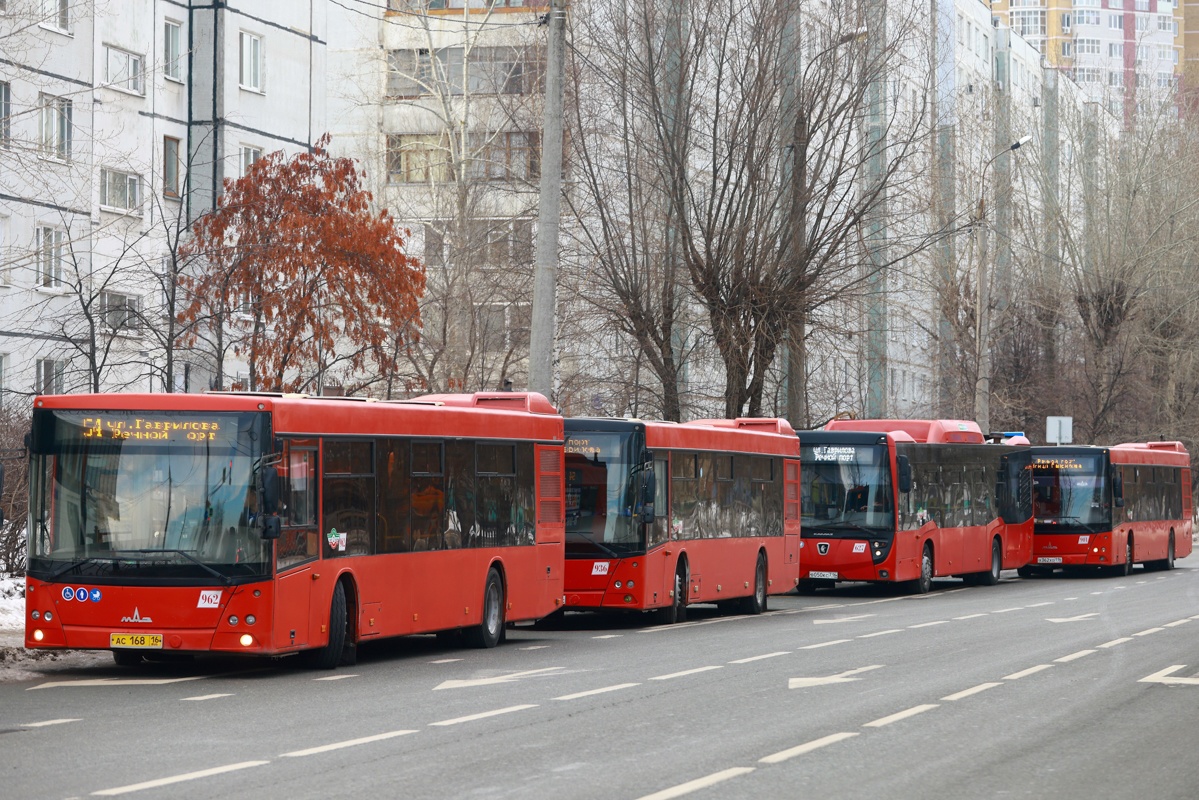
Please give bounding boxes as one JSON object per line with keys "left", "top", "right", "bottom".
{"left": 973, "top": 135, "right": 1031, "bottom": 435}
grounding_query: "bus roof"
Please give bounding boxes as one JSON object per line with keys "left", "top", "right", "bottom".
{"left": 1110, "top": 441, "right": 1191, "bottom": 467}
{"left": 823, "top": 418, "right": 985, "bottom": 444}
{"left": 564, "top": 416, "right": 799, "bottom": 457}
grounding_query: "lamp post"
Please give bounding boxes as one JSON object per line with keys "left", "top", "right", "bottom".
{"left": 973, "top": 134, "right": 1031, "bottom": 434}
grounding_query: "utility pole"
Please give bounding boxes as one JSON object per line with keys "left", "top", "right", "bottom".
{"left": 863, "top": 0, "right": 889, "bottom": 418}
{"left": 528, "top": 0, "right": 567, "bottom": 397}
{"left": 931, "top": 0, "right": 958, "bottom": 417}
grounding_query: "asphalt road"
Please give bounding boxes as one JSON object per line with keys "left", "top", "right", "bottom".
{"left": 3, "top": 563, "right": 1199, "bottom": 800}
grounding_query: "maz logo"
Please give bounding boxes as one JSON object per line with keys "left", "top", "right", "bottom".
{"left": 120, "top": 607, "right": 153, "bottom": 624}
{"left": 817, "top": 542, "right": 830, "bottom": 555}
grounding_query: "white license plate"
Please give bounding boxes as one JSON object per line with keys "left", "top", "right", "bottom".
{"left": 1037, "top": 557, "right": 1063, "bottom": 564}
{"left": 808, "top": 571, "right": 839, "bottom": 580}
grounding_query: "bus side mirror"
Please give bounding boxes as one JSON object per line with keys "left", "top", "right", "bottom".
{"left": 896, "top": 455, "right": 912, "bottom": 494}
{"left": 261, "top": 467, "right": 281, "bottom": 515}
{"left": 261, "top": 515, "right": 281, "bottom": 540}
{"left": 641, "top": 467, "right": 656, "bottom": 524}
{"left": 1112, "top": 469, "right": 1125, "bottom": 507}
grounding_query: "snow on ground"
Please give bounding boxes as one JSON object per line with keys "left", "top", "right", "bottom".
{"left": 0, "top": 574, "right": 22, "bottom": 630}
{"left": 0, "top": 574, "right": 111, "bottom": 682}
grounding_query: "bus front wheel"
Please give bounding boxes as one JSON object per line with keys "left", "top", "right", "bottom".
{"left": 465, "top": 568, "right": 504, "bottom": 648}
{"left": 302, "top": 580, "right": 348, "bottom": 670}
{"left": 658, "top": 565, "right": 688, "bottom": 624}
{"left": 911, "top": 544, "right": 934, "bottom": 594}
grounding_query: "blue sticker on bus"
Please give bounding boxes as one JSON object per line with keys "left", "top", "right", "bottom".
{"left": 89, "top": 588, "right": 102, "bottom": 602}
{"left": 62, "top": 587, "right": 75, "bottom": 601}
{"left": 76, "top": 588, "right": 89, "bottom": 602}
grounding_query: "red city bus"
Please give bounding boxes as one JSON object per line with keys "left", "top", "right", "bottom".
{"left": 563, "top": 417, "right": 801, "bottom": 622}
{"left": 799, "top": 419, "right": 1033, "bottom": 593}
{"left": 24, "top": 391, "right": 565, "bottom": 668}
{"left": 1027, "top": 442, "right": 1193, "bottom": 575}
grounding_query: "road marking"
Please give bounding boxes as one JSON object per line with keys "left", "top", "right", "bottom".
{"left": 953, "top": 613, "right": 987, "bottom": 620}
{"left": 593, "top": 635, "right": 623, "bottom": 639}
{"left": 863, "top": 704, "right": 939, "bottom": 728}
{"left": 30, "top": 676, "right": 206, "bottom": 690}
{"left": 650, "top": 666, "right": 723, "bottom": 681}
{"left": 759, "top": 732, "right": 859, "bottom": 764}
{"left": 1098, "top": 637, "right": 1133, "bottom": 648}
{"left": 993, "top": 607, "right": 1024, "bottom": 613}
{"left": 520, "top": 645, "right": 551, "bottom": 650}
{"left": 314, "top": 674, "right": 357, "bottom": 681}
{"left": 729, "top": 652, "right": 790, "bottom": 664}
{"left": 635, "top": 767, "right": 755, "bottom": 800}
{"left": 789, "top": 665, "right": 884, "bottom": 689}
{"left": 1165, "top": 619, "right": 1191, "bottom": 628}
{"left": 800, "top": 639, "right": 850, "bottom": 650}
{"left": 1139, "top": 666, "right": 1199, "bottom": 686}
{"left": 429, "top": 705, "right": 538, "bottom": 727}
{"left": 858, "top": 629, "right": 902, "bottom": 638}
{"left": 908, "top": 621, "right": 948, "bottom": 628}
{"left": 22, "top": 718, "right": 80, "bottom": 727}
{"left": 430, "top": 658, "right": 462, "bottom": 664}
{"left": 434, "top": 667, "right": 564, "bottom": 690}
{"left": 280, "top": 730, "right": 418, "bottom": 757}
{"left": 554, "top": 683, "right": 640, "bottom": 701}
{"left": 1190, "top": 614, "right": 1199, "bottom": 621}
{"left": 182, "top": 694, "right": 233, "bottom": 701}
{"left": 1055, "top": 650, "right": 1096, "bottom": 663}
{"left": 91, "top": 761, "right": 269, "bottom": 796}
{"left": 814, "top": 614, "right": 875, "bottom": 625}
{"left": 1004, "top": 665, "right": 1053, "bottom": 680}
{"left": 1027, "top": 602, "right": 1054, "bottom": 607}
{"left": 1090, "top": 592, "right": 1104, "bottom": 596}
{"left": 1064, "top": 597, "right": 1079, "bottom": 600}
{"left": 942, "top": 682, "right": 1002, "bottom": 701}
{"left": 1134, "top": 627, "right": 1164, "bottom": 636}
{"left": 1047, "top": 613, "right": 1099, "bottom": 623}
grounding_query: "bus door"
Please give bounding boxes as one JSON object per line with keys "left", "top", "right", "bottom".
{"left": 783, "top": 458, "right": 801, "bottom": 567}
{"left": 274, "top": 441, "right": 320, "bottom": 649}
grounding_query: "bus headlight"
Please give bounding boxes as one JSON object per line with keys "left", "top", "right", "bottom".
{"left": 44, "top": 611, "right": 52, "bottom": 621}
{"left": 627, "top": 581, "right": 634, "bottom": 588}
{"left": 245, "top": 615, "right": 256, "bottom": 625}
{"left": 31, "top": 610, "right": 39, "bottom": 620}
{"left": 614, "top": 581, "right": 622, "bottom": 589}
{"left": 228, "top": 615, "right": 239, "bottom": 626}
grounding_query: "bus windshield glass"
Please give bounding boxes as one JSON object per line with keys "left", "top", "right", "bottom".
{"left": 801, "top": 444, "right": 894, "bottom": 532}
{"left": 565, "top": 430, "right": 646, "bottom": 556}
{"left": 1032, "top": 453, "right": 1111, "bottom": 531}
{"left": 28, "top": 409, "right": 272, "bottom": 582}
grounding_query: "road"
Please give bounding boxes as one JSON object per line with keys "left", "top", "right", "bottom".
{"left": 3, "top": 564, "right": 1199, "bottom": 800}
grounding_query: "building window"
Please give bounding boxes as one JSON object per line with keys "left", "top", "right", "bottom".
{"left": 1108, "top": 42, "right": 1123, "bottom": 58}
{"left": 385, "top": 46, "right": 544, "bottom": 99}
{"left": 1060, "top": 41, "right": 1073, "bottom": 57}
{"left": 104, "top": 46, "right": 144, "bottom": 94}
{"left": 1156, "top": 72, "right": 1173, "bottom": 89}
{"left": 38, "top": 94, "right": 71, "bottom": 159}
{"left": 1158, "top": 14, "right": 1173, "bottom": 31}
{"left": 1075, "top": 67, "right": 1102, "bottom": 83}
{"left": 164, "top": 21, "right": 182, "bottom": 81}
{"left": 1109, "top": 70, "right": 1124, "bottom": 87}
{"left": 239, "top": 32, "right": 263, "bottom": 91}
{"left": 41, "top": 0, "right": 68, "bottom": 30}
{"left": 100, "top": 291, "right": 141, "bottom": 331}
{"left": 100, "top": 168, "right": 142, "bottom": 211}
{"left": 468, "top": 131, "right": 540, "bottom": 182}
{"left": 1011, "top": 10, "right": 1046, "bottom": 36}
{"left": 239, "top": 145, "right": 262, "bottom": 177}
{"left": 164, "top": 137, "right": 180, "bottom": 197}
{"left": 35, "top": 226, "right": 64, "bottom": 287}
{"left": 475, "top": 302, "right": 531, "bottom": 355}
{"left": 36, "top": 358, "right": 64, "bottom": 395}
{"left": 1135, "top": 14, "right": 1149, "bottom": 31}
{"left": 387, "top": 134, "right": 449, "bottom": 183}
{"left": 1061, "top": 13, "right": 1072, "bottom": 32}
{"left": 1109, "top": 14, "right": 1123, "bottom": 29}
{"left": 1075, "top": 10, "right": 1100, "bottom": 24}
{"left": 0, "top": 81, "right": 9, "bottom": 145}
{"left": 1076, "top": 38, "right": 1100, "bottom": 55}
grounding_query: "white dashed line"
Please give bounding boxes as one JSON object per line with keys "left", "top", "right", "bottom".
{"left": 1055, "top": 650, "right": 1096, "bottom": 663}
{"left": 429, "top": 658, "right": 462, "bottom": 664}
{"left": 908, "top": 621, "right": 948, "bottom": 628}
{"left": 1098, "top": 637, "right": 1134, "bottom": 648}
{"left": 1027, "top": 602, "right": 1054, "bottom": 608}
{"left": 863, "top": 704, "right": 939, "bottom": 728}
{"left": 636, "top": 767, "right": 756, "bottom": 800}
{"left": 942, "top": 683, "right": 1002, "bottom": 701}
{"left": 1134, "top": 627, "right": 1164, "bottom": 637}
{"left": 593, "top": 635, "right": 623, "bottom": 639}
{"left": 857, "top": 629, "right": 902, "bottom": 638}
{"left": 429, "top": 705, "right": 538, "bottom": 727}
{"left": 650, "top": 666, "right": 723, "bottom": 681}
{"left": 22, "top": 718, "right": 80, "bottom": 727}
{"left": 182, "top": 694, "right": 233, "bottom": 701}
{"left": 520, "top": 645, "right": 551, "bottom": 650}
{"left": 1165, "top": 619, "right": 1191, "bottom": 628}
{"left": 800, "top": 640, "right": 851, "bottom": 650}
{"left": 729, "top": 652, "right": 790, "bottom": 664}
{"left": 1004, "top": 665, "right": 1053, "bottom": 680}
{"left": 993, "top": 607, "right": 1024, "bottom": 614}
{"left": 554, "top": 683, "right": 640, "bottom": 701}
{"left": 91, "top": 761, "right": 270, "bottom": 796}
{"left": 280, "top": 730, "right": 418, "bottom": 757}
{"left": 953, "top": 613, "right": 987, "bottom": 620}
{"left": 759, "top": 732, "right": 860, "bottom": 764}
{"left": 314, "top": 674, "right": 357, "bottom": 681}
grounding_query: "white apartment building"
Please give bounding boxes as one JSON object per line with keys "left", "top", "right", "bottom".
{"left": 0, "top": 0, "right": 325, "bottom": 403}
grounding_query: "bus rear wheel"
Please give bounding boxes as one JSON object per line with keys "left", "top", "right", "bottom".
{"left": 976, "top": 538, "right": 1002, "bottom": 586}
{"left": 739, "top": 553, "right": 768, "bottom": 615}
{"left": 302, "top": 580, "right": 348, "bottom": 670}
{"left": 1150, "top": 534, "right": 1176, "bottom": 571}
{"left": 464, "top": 568, "right": 504, "bottom": 648}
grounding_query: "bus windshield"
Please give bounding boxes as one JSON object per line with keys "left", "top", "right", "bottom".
{"left": 1032, "top": 453, "right": 1111, "bottom": 531}
{"left": 28, "top": 409, "right": 272, "bottom": 582}
{"left": 801, "top": 444, "right": 894, "bottom": 532}
{"left": 565, "top": 430, "right": 646, "bottom": 557}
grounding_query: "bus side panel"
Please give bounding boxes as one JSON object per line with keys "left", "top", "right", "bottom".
{"left": 891, "top": 528, "right": 927, "bottom": 582}
{"left": 1180, "top": 468, "right": 1194, "bottom": 559}
{"left": 275, "top": 567, "right": 314, "bottom": 649}
{"left": 1002, "top": 518, "right": 1034, "bottom": 569}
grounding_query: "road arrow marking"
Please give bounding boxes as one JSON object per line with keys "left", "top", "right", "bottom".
{"left": 814, "top": 614, "right": 875, "bottom": 625}
{"left": 434, "top": 666, "right": 564, "bottom": 690}
{"left": 1140, "top": 666, "right": 1199, "bottom": 686}
{"left": 1046, "top": 613, "right": 1099, "bottom": 623}
{"left": 789, "top": 664, "right": 883, "bottom": 689}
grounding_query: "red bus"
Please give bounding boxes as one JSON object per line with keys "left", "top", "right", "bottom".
{"left": 24, "top": 391, "right": 565, "bottom": 668}
{"left": 1027, "top": 442, "right": 1193, "bottom": 575}
{"left": 799, "top": 419, "right": 1033, "bottom": 593}
{"left": 562, "top": 417, "right": 801, "bottom": 622}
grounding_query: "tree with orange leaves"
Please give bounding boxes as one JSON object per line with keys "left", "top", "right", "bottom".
{"left": 180, "top": 135, "right": 425, "bottom": 393}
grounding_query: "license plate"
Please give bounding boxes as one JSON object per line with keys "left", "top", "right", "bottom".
{"left": 1037, "top": 557, "right": 1063, "bottom": 564}
{"left": 110, "top": 633, "right": 163, "bottom": 649}
{"left": 808, "top": 571, "right": 838, "bottom": 580}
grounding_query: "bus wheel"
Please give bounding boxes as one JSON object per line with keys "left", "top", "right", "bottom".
{"left": 465, "top": 568, "right": 504, "bottom": 648}
{"left": 1017, "top": 565, "right": 1037, "bottom": 579}
{"left": 911, "top": 544, "right": 934, "bottom": 594}
{"left": 977, "top": 538, "right": 1002, "bottom": 586}
{"left": 112, "top": 650, "right": 143, "bottom": 667}
{"left": 1151, "top": 534, "right": 1176, "bottom": 571}
{"left": 658, "top": 565, "right": 688, "bottom": 624}
{"left": 302, "top": 581, "right": 348, "bottom": 670}
{"left": 740, "top": 553, "right": 768, "bottom": 615}
{"left": 1119, "top": 538, "right": 1134, "bottom": 577}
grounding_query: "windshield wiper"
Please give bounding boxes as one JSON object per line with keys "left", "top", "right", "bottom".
{"left": 807, "top": 520, "right": 884, "bottom": 536}
{"left": 565, "top": 531, "right": 624, "bottom": 558}
{"left": 136, "top": 548, "right": 232, "bottom": 586}
{"left": 1042, "top": 515, "right": 1101, "bottom": 534}
{"left": 46, "top": 557, "right": 107, "bottom": 582}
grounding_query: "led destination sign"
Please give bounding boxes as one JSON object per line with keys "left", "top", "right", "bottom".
{"left": 50, "top": 411, "right": 239, "bottom": 446}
